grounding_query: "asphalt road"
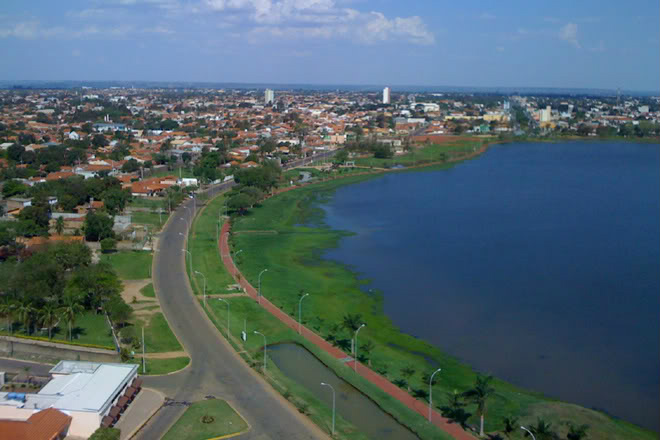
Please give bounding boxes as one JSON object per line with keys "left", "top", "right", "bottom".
{"left": 136, "top": 153, "right": 335, "bottom": 439}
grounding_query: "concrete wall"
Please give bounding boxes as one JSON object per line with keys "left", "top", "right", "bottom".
{"left": 0, "top": 336, "right": 120, "bottom": 364}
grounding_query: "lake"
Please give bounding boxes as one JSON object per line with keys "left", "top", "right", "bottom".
{"left": 319, "top": 141, "right": 660, "bottom": 431}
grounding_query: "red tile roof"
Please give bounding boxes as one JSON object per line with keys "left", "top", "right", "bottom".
{"left": 0, "top": 408, "right": 72, "bottom": 440}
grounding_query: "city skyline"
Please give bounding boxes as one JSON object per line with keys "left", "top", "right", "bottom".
{"left": 0, "top": 1, "right": 659, "bottom": 93}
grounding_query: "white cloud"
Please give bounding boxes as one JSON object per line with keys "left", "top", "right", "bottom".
{"left": 0, "top": 21, "right": 39, "bottom": 39}
{"left": 203, "top": 0, "right": 434, "bottom": 45}
{"left": 479, "top": 12, "right": 496, "bottom": 20}
{"left": 559, "top": 22, "right": 580, "bottom": 48}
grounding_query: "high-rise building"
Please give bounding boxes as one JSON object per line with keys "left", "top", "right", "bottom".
{"left": 383, "top": 87, "right": 391, "bottom": 104}
{"left": 265, "top": 89, "right": 275, "bottom": 104}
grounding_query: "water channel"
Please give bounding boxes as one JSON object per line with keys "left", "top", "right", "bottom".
{"left": 268, "top": 343, "right": 420, "bottom": 440}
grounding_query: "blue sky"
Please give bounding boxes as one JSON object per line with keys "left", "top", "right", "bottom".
{"left": 1, "top": 0, "right": 658, "bottom": 91}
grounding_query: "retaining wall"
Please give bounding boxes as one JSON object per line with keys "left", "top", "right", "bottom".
{"left": 0, "top": 336, "right": 120, "bottom": 363}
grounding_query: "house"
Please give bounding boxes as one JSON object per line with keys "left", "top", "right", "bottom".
{"left": 68, "top": 131, "right": 80, "bottom": 141}
{"left": 0, "top": 407, "right": 72, "bottom": 440}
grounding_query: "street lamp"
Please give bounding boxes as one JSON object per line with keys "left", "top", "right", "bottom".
{"left": 217, "top": 298, "right": 230, "bottom": 336}
{"left": 258, "top": 269, "right": 268, "bottom": 304}
{"left": 254, "top": 330, "right": 267, "bottom": 372}
{"left": 181, "top": 249, "right": 192, "bottom": 275}
{"left": 354, "top": 323, "right": 366, "bottom": 372}
{"left": 233, "top": 249, "right": 243, "bottom": 260}
{"left": 320, "top": 382, "right": 336, "bottom": 436}
{"left": 298, "top": 293, "right": 309, "bottom": 334}
{"left": 194, "top": 270, "right": 207, "bottom": 307}
{"left": 521, "top": 426, "right": 536, "bottom": 440}
{"left": 428, "top": 368, "right": 441, "bottom": 422}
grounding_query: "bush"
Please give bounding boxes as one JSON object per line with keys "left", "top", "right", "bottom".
{"left": 89, "top": 427, "right": 120, "bottom": 440}
{"left": 100, "top": 237, "right": 117, "bottom": 253}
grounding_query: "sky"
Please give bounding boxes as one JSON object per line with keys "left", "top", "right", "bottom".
{"left": 0, "top": 0, "right": 658, "bottom": 91}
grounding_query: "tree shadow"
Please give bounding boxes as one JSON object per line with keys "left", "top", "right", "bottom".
{"left": 71, "top": 326, "right": 87, "bottom": 340}
{"left": 439, "top": 406, "right": 472, "bottom": 429}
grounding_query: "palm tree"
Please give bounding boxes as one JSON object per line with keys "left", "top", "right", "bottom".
{"left": 55, "top": 217, "right": 64, "bottom": 235}
{"left": 462, "top": 374, "right": 495, "bottom": 437}
{"left": 400, "top": 365, "right": 416, "bottom": 392}
{"left": 58, "top": 295, "right": 84, "bottom": 341}
{"left": 567, "top": 423, "right": 589, "bottom": 440}
{"left": 16, "top": 300, "right": 35, "bottom": 335}
{"left": 529, "top": 418, "right": 555, "bottom": 440}
{"left": 39, "top": 303, "right": 59, "bottom": 339}
{"left": 502, "top": 415, "right": 519, "bottom": 438}
{"left": 0, "top": 297, "right": 16, "bottom": 334}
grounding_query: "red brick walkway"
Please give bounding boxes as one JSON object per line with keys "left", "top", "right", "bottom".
{"left": 219, "top": 221, "right": 474, "bottom": 440}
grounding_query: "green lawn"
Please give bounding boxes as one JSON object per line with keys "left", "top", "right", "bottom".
{"left": 186, "top": 194, "right": 235, "bottom": 297}
{"left": 140, "top": 283, "right": 155, "bottom": 298}
{"left": 148, "top": 166, "right": 196, "bottom": 179}
{"left": 133, "top": 312, "right": 182, "bottom": 353}
{"left": 3, "top": 311, "right": 115, "bottom": 349}
{"left": 226, "top": 177, "right": 655, "bottom": 440}
{"left": 100, "top": 251, "right": 153, "bottom": 280}
{"left": 140, "top": 357, "right": 190, "bottom": 376}
{"left": 129, "top": 197, "right": 166, "bottom": 209}
{"left": 162, "top": 399, "right": 248, "bottom": 440}
{"left": 130, "top": 211, "right": 166, "bottom": 229}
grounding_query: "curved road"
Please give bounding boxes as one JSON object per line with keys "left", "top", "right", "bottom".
{"left": 136, "top": 153, "right": 335, "bottom": 439}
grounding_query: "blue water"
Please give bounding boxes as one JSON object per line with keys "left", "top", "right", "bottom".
{"left": 319, "top": 141, "right": 660, "bottom": 431}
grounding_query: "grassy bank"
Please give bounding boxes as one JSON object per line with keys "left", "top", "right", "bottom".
{"left": 226, "top": 174, "right": 655, "bottom": 439}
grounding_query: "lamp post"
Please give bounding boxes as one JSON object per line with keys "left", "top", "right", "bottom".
{"left": 181, "top": 248, "right": 192, "bottom": 275}
{"left": 521, "top": 426, "right": 536, "bottom": 440}
{"left": 354, "top": 323, "right": 366, "bottom": 372}
{"left": 194, "top": 270, "right": 207, "bottom": 307}
{"left": 217, "top": 298, "right": 230, "bottom": 336}
{"left": 298, "top": 293, "right": 309, "bottom": 334}
{"left": 428, "top": 368, "right": 441, "bottom": 422}
{"left": 258, "top": 269, "right": 268, "bottom": 304}
{"left": 320, "top": 382, "right": 335, "bottom": 436}
{"left": 254, "top": 330, "right": 266, "bottom": 372}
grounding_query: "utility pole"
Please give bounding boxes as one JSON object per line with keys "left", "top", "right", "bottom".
{"left": 142, "top": 327, "right": 146, "bottom": 374}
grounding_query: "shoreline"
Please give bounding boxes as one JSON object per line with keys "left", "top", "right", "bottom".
{"left": 228, "top": 139, "right": 657, "bottom": 438}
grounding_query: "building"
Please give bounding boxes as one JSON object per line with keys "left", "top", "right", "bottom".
{"left": 539, "top": 105, "right": 552, "bottom": 123}
{"left": 265, "top": 89, "right": 275, "bottom": 105}
{"left": 383, "top": 87, "right": 391, "bottom": 105}
{"left": 0, "top": 361, "right": 140, "bottom": 438}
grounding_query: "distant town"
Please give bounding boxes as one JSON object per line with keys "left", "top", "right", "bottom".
{"left": 0, "top": 85, "right": 658, "bottom": 440}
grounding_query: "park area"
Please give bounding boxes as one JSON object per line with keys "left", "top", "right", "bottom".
{"left": 162, "top": 399, "right": 248, "bottom": 440}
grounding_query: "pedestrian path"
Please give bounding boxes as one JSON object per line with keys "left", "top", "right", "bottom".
{"left": 219, "top": 221, "right": 474, "bottom": 440}
{"left": 115, "top": 388, "right": 164, "bottom": 440}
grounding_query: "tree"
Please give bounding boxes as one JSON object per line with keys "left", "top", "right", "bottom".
{"left": 334, "top": 149, "right": 349, "bottom": 164}
{"left": 528, "top": 418, "right": 555, "bottom": 440}
{"left": 567, "top": 423, "right": 589, "bottom": 440}
{"left": 2, "top": 179, "right": 28, "bottom": 198}
{"left": 7, "top": 144, "right": 25, "bottom": 162}
{"left": 444, "top": 389, "right": 470, "bottom": 427}
{"left": 0, "top": 297, "right": 16, "bottom": 333}
{"left": 92, "top": 134, "right": 108, "bottom": 148}
{"left": 462, "top": 374, "right": 496, "bottom": 437}
{"left": 39, "top": 303, "right": 58, "bottom": 339}
{"left": 502, "top": 415, "right": 518, "bottom": 438}
{"left": 55, "top": 217, "right": 65, "bottom": 235}
{"left": 227, "top": 193, "right": 254, "bottom": 215}
{"left": 16, "top": 300, "right": 35, "bottom": 335}
{"left": 400, "top": 365, "right": 416, "bottom": 392}
{"left": 84, "top": 211, "right": 114, "bottom": 241}
{"left": 58, "top": 294, "right": 84, "bottom": 341}
{"left": 342, "top": 313, "right": 363, "bottom": 332}
{"left": 68, "top": 263, "right": 122, "bottom": 310}
{"left": 102, "top": 188, "right": 130, "bottom": 215}
{"left": 121, "top": 159, "right": 140, "bottom": 173}
{"left": 105, "top": 295, "right": 132, "bottom": 326}
{"left": 100, "top": 237, "right": 117, "bottom": 253}
{"left": 48, "top": 242, "right": 92, "bottom": 271}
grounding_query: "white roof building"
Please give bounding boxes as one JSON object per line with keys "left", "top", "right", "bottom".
{"left": 0, "top": 361, "right": 139, "bottom": 438}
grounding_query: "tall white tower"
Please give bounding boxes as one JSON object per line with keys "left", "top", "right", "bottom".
{"left": 265, "top": 89, "right": 275, "bottom": 104}
{"left": 383, "top": 87, "right": 391, "bottom": 104}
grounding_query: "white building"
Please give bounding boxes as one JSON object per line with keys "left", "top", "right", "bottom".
{"left": 383, "top": 87, "right": 391, "bottom": 104}
{"left": 540, "top": 106, "right": 552, "bottom": 123}
{"left": 0, "top": 361, "right": 140, "bottom": 438}
{"left": 265, "top": 89, "right": 275, "bottom": 105}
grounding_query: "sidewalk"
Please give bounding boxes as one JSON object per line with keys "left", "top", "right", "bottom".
{"left": 219, "top": 221, "right": 474, "bottom": 440}
{"left": 115, "top": 387, "right": 165, "bottom": 440}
